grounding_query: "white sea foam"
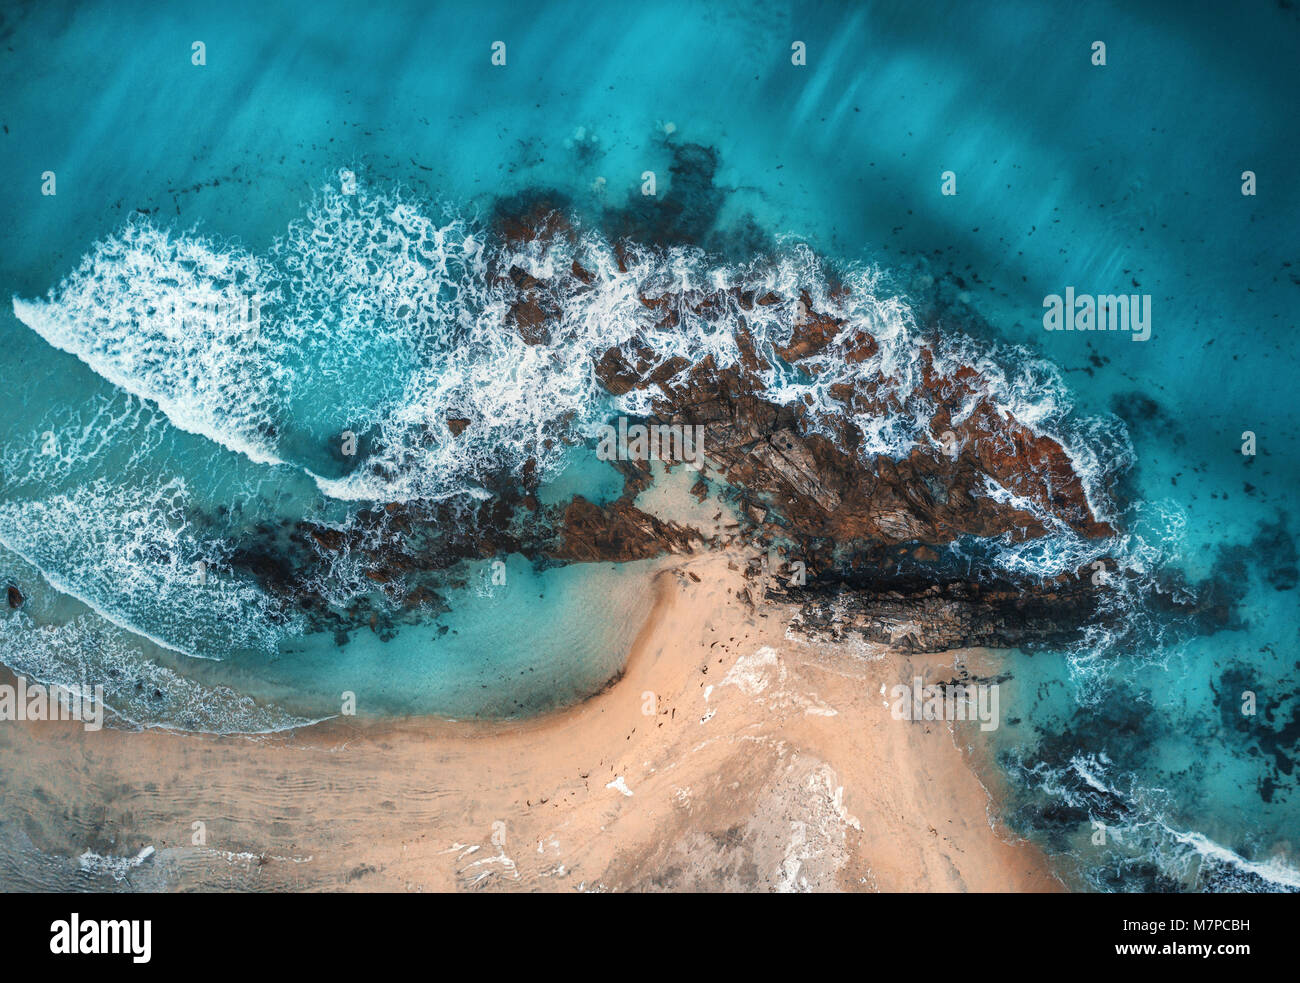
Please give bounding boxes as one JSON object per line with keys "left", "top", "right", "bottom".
{"left": 1, "top": 393, "right": 170, "bottom": 496}
{"left": 0, "top": 611, "right": 313, "bottom": 734}
{"left": 1164, "top": 828, "right": 1300, "bottom": 891}
{"left": 77, "top": 847, "right": 154, "bottom": 882}
{"left": 0, "top": 478, "right": 297, "bottom": 659}
{"left": 12, "top": 226, "right": 285, "bottom": 469}
{"left": 13, "top": 179, "right": 1133, "bottom": 519}
{"left": 1024, "top": 751, "right": 1300, "bottom": 893}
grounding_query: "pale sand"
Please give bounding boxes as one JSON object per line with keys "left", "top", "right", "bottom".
{"left": 0, "top": 551, "right": 1062, "bottom": 892}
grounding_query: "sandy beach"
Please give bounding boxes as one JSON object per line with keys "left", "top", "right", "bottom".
{"left": 0, "top": 550, "right": 1061, "bottom": 892}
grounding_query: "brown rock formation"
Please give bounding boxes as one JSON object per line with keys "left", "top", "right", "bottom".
{"left": 486, "top": 197, "right": 1110, "bottom": 563}
{"left": 551, "top": 498, "right": 702, "bottom": 562}
{"left": 224, "top": 200, "right": 1130, "bottom": 653}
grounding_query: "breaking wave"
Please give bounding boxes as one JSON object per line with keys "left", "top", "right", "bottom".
{"left": 12, "top": 180, "right": 1131, "bottom": 514}
{"left": 4, "top": 177, "right": 1147, "bottom": 733}
{"left": 1017, "top": 751, "right": 1300, "bottom": 893}
{"left": 0, "top": 478, "right": 298, "bottom": 660}
{"left": 0, "top": 611, "right": 313, "bottom": 734}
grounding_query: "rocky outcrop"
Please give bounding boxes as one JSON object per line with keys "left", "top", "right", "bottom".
{"left": 220, "top": 486, "right": 704, "bottom": 641}
{"left": 592, "top": 301, "right": 1110, "bottom": 562}
{"left": 491, "top": 198, "right": 1110, "bottom": 570}
{"left": 552, "top": 498, "right": 702, "bottom": 562}
{"left": 224, "top": 198, "right": 1137, "bottom": 652}
{"left": 770, "top": 573, "right": 1103, "bottom": 654}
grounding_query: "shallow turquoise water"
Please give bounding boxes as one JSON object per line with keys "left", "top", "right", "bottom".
{"left": 1, "top": 0, "right": 1296, "bottom": 890}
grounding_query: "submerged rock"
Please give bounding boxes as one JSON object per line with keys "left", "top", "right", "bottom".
{"left": 215, "top": 196, "right": 1211, "bottom": 655}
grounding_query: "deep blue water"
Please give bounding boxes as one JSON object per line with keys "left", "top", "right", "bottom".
{"left": 1, "top": 0, "right": 1296, "bottom": 891}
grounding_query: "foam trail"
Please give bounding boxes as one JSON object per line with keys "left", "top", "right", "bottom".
{"left": 14, "top": 181, "right": 1132, "bottom": 516}
{"left": 1021, "top": 750, "right": 1299, "bottom": 892}
{"left": 11, "top": 225, "right": 286, "bottom": 468}
{"left": 0, "top": 479, "right": 297, "bottom": 660}
{"left": 0, "top": 612, "right": 315, "bottom": 734}
{"left": 1165, "top": 828, "right": 1300, "bottom": 891}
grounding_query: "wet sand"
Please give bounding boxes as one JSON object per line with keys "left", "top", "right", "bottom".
{"left": 0, "top": 551, "right": 1061, "bottom": 892}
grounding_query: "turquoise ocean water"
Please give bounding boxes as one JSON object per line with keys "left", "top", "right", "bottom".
{"left": 0, "top": 0, "right": 1296, "bottom": 890}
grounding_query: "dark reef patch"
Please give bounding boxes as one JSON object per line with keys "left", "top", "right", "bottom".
{"left": 1212, "top": 663, "right": 1300, "bottom": 791}
{"left": 1250, "top": 517, "right": 1298, "bottom": 592}
{"left": 604, "top": 141, "right": 727, "bottom": 248}
{"left": 596, "top": 140, "right": 778, "bottom": 263}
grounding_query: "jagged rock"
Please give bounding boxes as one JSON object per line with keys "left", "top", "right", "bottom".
{"left": 595, "top": 341, "right": 1110, "bottom": 551}
{"left": 509, "top": 296, "right": 552, "bottom": 345}
{"left": 217, "top": 199, "right": 1133, "bottom": 651}
{"left": 551, "top": 498, "right": 702, "bottom": 562}
{"left": 610, "top": 458, "right": 654, "bottom": 502}
{"left": 771, "top": 290, "right": 848, "bottom": 362}
{"left": 774, "top": 573, "right": 1104, "bottom": 653}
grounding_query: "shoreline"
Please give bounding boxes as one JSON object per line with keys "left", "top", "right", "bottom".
{"left": 0, "top": 551, "right": 1062, "bottom": 892}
